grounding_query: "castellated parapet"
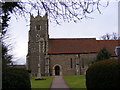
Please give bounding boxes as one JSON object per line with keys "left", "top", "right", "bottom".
{"left": 30, "top": 13, "right": 48, "bottom": 21}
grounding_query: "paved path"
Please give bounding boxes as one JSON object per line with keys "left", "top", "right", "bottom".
{"left": 50, "top": 76, "right": 70, "bottom": 90}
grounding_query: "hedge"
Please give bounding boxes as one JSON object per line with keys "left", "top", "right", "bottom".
{"left": 86, "top": 59, "right": 120, "bottom": 89}
{"left": 2, "top": 67, "right": 31, "bottom": 89}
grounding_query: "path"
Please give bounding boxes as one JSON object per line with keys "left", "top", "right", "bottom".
{"left": 50, "top": 76, "right": 70, "bottom": 90}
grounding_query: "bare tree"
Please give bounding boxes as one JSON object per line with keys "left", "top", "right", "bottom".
{"left": 100, "top": 32, "right": 119, "bottom": 40}
{"left": 100, "top": 33, "right": 111, "bottom": 40}
{"left": 1, "top": 0, "right": 109, "bottom": 35}
{"left": 112, "top": 32, "right": 119, "bottom": 40}
{"left": 18, "top": 0, "right": 109, "bottom": 23}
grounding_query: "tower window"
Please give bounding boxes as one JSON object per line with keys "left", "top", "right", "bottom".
{"left": 36, "top": 25, "right": 41, "bottom": 30}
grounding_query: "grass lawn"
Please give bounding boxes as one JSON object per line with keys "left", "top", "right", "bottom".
{"left": 63, "top": 75, "right": 86, "bottom": 88}
{"left": 30, "top": 76, "right": 53, "bottom": 88}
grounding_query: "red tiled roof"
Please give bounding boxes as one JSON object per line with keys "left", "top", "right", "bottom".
{"left": 48, "top": 38, "right": 119, "bottom": 56}
{"left": 96, "top": 40, "right": 119, "bottom": 56}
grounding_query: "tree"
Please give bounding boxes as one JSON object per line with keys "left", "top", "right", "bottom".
{"left": 1, "top": 0, "right": 109, "bottom": 35}
{"left": 112, "top": 32, "right": 119, "bottom": 40}
{"left": 96, "top": 47, "right": 111, "bottom": 61}
{"left": 1, "top": 1, "right": 32, "bottom": 89}
{"left": 1, "top": 1, "right": 24, "bottom": 35}
{"left": 100, "top": 32, "right": 119, "bottom": 40}
{"left": 2, "top": 43, "right": 13, "bottom": 68}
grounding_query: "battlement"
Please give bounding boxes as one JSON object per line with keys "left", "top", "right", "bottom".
{"left": 30, "top": 13, "right": 48, "bottom": 21}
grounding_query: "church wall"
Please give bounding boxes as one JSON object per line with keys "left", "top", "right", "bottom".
{"left": 28, "top": 55, "right": 46, "bottom": 76}
{"left": 49, "top": 54, "right": 77, "bottom": 75}
{"left": 28, "top": 56, "right": 39, "bottom": 76}
{"left": 80, "top": 53, "right": 97, "bottom": 66}
{"left": 80, "top": 53, "right": 97, "bottom": 74}
{"left": 49, "top": 53, "right": 97, "bottom": 75}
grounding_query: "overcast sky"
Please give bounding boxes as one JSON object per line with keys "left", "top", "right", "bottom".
{"left": 4, "top": 1, "right": 118, "bottom": 64}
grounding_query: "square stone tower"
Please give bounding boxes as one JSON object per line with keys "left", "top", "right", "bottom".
{"left": 26, "top": 14, "right": 49, "bottom": 76}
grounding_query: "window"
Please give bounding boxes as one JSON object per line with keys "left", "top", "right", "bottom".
{"left": 44, "top": 42, "right": 46, "bottom": 53}
{"left": 70, "top": 58, "right": 73, "bottom": 68}
{"left": 36, "top": 25, "right": 41, "bottom": 30}
{"left": 81, "top": 59, "right": 84, "bottom": 68}
{"left": 68, "top": 58, "right": 73, "bottom": 69}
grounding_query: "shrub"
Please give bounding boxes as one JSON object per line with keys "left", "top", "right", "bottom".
{"left": 2, "top": 67, "right": 31, "bottom": 89}
{"left": 27, "top": 69, "right": 31, "bottom": 73}
{"left": 96, "top": 47, "right": 111, "bottom": 61}
{"left": 86, "top": 59, "right": 120, "bottom": 89}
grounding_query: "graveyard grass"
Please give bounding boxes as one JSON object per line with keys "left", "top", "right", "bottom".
{"left": 30, "top": 76, "right": 53, "bottom": 88}
{"left": 30, "top": 75, "right": 86, "bottom": 88}
{"left": 63, "top": 75, "right": 86, "bottom": 88}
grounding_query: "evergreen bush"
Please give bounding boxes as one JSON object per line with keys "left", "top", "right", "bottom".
{"left": 96, "top": 47, "right": 111, "bottom": 61}
{"left": 2, "top": 68, "right": 31, "bottom": 89}
{"left": 86, "top": 59, "right": 120, "bottom": 89}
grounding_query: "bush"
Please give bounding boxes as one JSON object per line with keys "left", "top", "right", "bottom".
{"left": 27, "top": 69, "right": 31, "bottom": 73}
{"left": 96, "top": 47, "right": 111, "bottom": 61}
{"left": 86, "top": 59, "right": 120, "bottom": 89}
{"left": 3, "top": 67, "right": 31, "bottom": 89}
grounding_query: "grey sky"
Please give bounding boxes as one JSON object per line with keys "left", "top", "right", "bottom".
{"left": 4, "top": 1, "right": 118, "bottom": 64}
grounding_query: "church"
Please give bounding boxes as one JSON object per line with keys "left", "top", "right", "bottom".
{"left": 26, "top": 14, "right": 118, "bottom": 76}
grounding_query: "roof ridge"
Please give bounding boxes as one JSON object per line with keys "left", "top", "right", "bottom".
{"left": 97, "top": 40, "right": 119, "bottom": 41}
{"left": 49, "top": 38, "right": 96, "bottom": 40}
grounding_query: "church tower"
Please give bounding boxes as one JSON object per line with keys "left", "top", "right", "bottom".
{"left": 27, "top": 14, "right": 49, "bottom": 76}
